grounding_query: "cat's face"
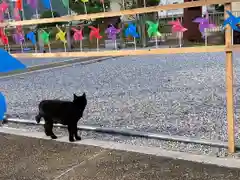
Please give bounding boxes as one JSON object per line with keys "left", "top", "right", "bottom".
{"left": 73, "top": 93, "right": 87, "bottom": 109}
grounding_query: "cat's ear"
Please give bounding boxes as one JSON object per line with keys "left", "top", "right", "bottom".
{"left": 82, "top": 92, "right": 86, "bottom": 97}
{"left": 73, "top": 94, "right": 77, "bottom": 100}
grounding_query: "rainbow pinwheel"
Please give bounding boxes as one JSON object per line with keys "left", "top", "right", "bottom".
{"left": 39, "top": 30, "right": 50, "bottom": 45}
{"left": 13, "top": 8, "right": 21, "bottom": 21}
{"left": 89, "top": 26, "right": 102, "bottom": 40}
{"left": 0, "top": 28, "right": 8, "bottom": 45}
{"left": 124, "top": 23, "right": 139, "bottom": 38}
{"left": 223, "top": 10, "right": 240, "bottom": 32}
{"left": 193, "top": 13, "right": 216, "bottom": 37}
{"left": 56, "top": 26, "right": 67, "bottom": 43}
{"left": 168, "top": 19, "right": 187, "bottom": 33}
{"left": 105, "top": 24, "right": 121, "bottom": 40}
{"left": 72, "top": 27, "right": 83, "bottom": 41}
{"left": 145, "top": 21, "right": 161, "bottom": 37}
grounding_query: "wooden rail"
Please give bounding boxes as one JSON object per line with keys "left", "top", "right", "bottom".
{"left": 10, "top": 45, "right": 240, "bottom": 58}
{"left": 2, "top": 0, "right": 239, "bottom": 27}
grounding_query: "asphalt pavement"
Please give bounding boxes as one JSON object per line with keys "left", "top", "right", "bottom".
{"left": 0, "top": 133, "right": 240, "bottom": 180}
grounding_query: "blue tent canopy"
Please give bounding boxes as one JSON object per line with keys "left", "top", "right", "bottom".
{"left": 0, "top": 49, "right": 26, "bottom": 73}
{"left": 0, "top": 92, "right": 6, "bottom": 121}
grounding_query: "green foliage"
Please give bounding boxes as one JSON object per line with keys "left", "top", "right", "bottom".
{"left": 37, "top": 11, "right": 67, "bottom": 29}
{"left": 146, "top": 0, "right": 160, "bottom": 7}
{"left": 69, "top": 0, "right": 110, "bottom": 14}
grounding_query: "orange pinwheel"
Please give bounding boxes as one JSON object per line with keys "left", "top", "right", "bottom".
{"left": 15, "top": 0, "right": 23, "bottom": 11}
{"left": 88, "top": 26, "right": 102, "bottom": 40}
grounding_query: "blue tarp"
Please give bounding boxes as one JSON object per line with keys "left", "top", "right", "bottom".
{"left": 0, "top": 49, "right": 26, "bottom": 73}
{"left": 0, "top": 92, "right": 6, "bottom": 121}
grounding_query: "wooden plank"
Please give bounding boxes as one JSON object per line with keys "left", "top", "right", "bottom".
{"left": 224, "top": 3, "right": 235, "bottom": 154}
{"left": 10, "top": 45, "right": 234, "bottom": 59}
{"left": 3, "top": 0, "right": 239, "bottom": 27}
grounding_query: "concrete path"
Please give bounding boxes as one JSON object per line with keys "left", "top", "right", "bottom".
{"left": 1, "top": 127, "right": 240, "bottom": 179}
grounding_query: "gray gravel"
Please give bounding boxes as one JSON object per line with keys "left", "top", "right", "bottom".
{"left": 18, "top": 57, "right": 78, "bottom": 67}
{"left": 1, "top": 52, "right": 240, "bottom": 146}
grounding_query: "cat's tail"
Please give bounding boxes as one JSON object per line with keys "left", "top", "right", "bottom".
{"left": 35, "top": 114, "right": 42, "bottom": 123}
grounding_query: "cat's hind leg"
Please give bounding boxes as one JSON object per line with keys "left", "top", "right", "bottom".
{"left": 67, "top": 123, "right": 75, "bottom": 142}
{"left": 44, "top": 117, "right": 57, "bottom": 139}
{"left": 74, "top": 123, "right": 81, "bottom": 141}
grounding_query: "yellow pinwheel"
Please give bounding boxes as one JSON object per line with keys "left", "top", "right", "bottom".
{"left": 56, "top": 26, "right": 67, "bottom": 43}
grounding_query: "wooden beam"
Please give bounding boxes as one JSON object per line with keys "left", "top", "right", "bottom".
{"left": 224, "top": 3, "right": 235, "bottom": 154}
{"left": 10, "top": 45, "right": 237, "bottom": 59}
{"left": 3, "top": 0, "right": 239, "bottom": 27}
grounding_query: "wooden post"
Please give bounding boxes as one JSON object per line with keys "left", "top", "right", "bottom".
{"left": 225, "top": 3, "right": 235, "bottom": 153}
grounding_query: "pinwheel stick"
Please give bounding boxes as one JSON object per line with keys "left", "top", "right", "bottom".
{"left": 102, "top": 3, "right": 105, "bottom": 12}
{"left": 204, "top": 28, "right": 207, "bottom": 46}
{"left": 20, "top": 42, "right": 23, "bottom": 53}
{"left": 114, "top": 40, "right": 117, "bottom": 50}
{"left": 83, "top": 2, "right": 87, "bottom": 14}
{"left": 63, "top": 42, "right": 67, "bottom": 52}
{"left": 134, "top": 37, "right": 136, "bottom": 50}
{"left": 97, "top": 38, "right": 99, "bottom": 51}
{"left": 48, "top": 43, "right": 51, "bottom": 53}
{"left": 155, "top": 36, "right": 158, "bottom": 48}
{"left": 178, "top": 32, "right": 182, "bottom": 48}
{"left": 80, "top": 40, "right": 83, "bottom": 52}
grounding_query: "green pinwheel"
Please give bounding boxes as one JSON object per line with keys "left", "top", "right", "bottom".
{"left": 39, "top": 30, "right": 50, "bottom": 45}
{"left": 146, "top": 21, "right": 161, "bottom": 37}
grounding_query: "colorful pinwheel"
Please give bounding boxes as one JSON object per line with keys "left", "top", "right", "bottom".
{"left": 13, "top": 31, "right": 24, "bottom": 45}
{"left": 0, "top": 1, "right": 9, "bottom": 13}
{"left": 27, "top": 31, "right": 36, "bottom": 45}
{"left": 145, "top": 21, "right": 161, "bottom": 37}
{"left": 26, "top": 0, "right": 38, "bottom": 9}
{"left": 15, "top": 0, "right": 23, "bottom": 11}
{"left": 72, "top": 27, "right": 83, "bottom": 41}
{"left": 56, "top": 26, "right": 67, "bottom": 43}
{"left": 105, "top": 24, "right": 121, "bottom": 40}
{"left": 39, "top": 30, "right": 50, "bottom": 45}
{"left": 41, "top": 0, "right": 52, "bottom": 9}
{"left": 89, "top": 26, "right": 102, "bottom": 40}
{"left": 168, "top": 19, "right": 187, "bottom": 33}
{"left": 223, "top": 10, "right": 240, "bottom": 32}
{"left": 13, "top": 8, "right": 21, "bottom": 21}
{"left": 124, "top": 23, "right": 139, "bottom": 38}
{"left": 193, "top": 13, "right": 216, "bottom": 37}
{"left": 0, "top": 28, "right": 8, "bottom": 45}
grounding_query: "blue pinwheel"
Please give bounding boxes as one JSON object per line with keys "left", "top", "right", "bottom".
{"left": 26, "top": 31, "right": 37, "bottom": 45}
{"left": 124, "top": 23, "right": 139, "bottom": 38}
{"left": 0, "top": 92, "right": 6, "bottom": 122}
{"left": 223, "top": 10, "right": 240, "bottom": 32}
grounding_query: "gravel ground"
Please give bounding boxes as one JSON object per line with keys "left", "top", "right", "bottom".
{"left": 18, "top": 57, "right": 78, "bottom": 67}
{"left": 1, "top": 52, "right": 240, "bottom": 146}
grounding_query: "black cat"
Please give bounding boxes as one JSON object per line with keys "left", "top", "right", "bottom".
{"left": 35, "top": 93, "right": 87, "bottom": 142}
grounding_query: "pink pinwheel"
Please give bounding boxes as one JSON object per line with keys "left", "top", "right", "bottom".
{"left": 193, "top": 12, "right": 216, "bottom": 37}
{"left": 168, "top": 19, "right": 187, "bottom": 33}
{"left": 72, "top": 27, "right": 83, "bottom": 41}
{"left": 105, "top": 24, "right": 121, "bottom": 40}
{"left": 26, "top": 0, "right": 38, "bottom": 9}
{"left": 0, "top": 1, "right": 9, "bottom": 13}
{"left": 13, "top": 8, "right": 21, "bottom": 21}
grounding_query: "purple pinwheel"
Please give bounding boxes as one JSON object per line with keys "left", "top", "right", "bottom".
{"left": 13, "top": 32, "right": 24, "bottom": 44}
{"left": 105, "top": 24, "right": 121, "bottom": 40}
{"left": 26, "top": 0, "right": 38, "bottom": 9}
{"left": 193, "top": 12, "right": 216, "bottom": 38}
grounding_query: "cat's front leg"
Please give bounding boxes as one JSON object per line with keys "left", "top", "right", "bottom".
{"left": 74, "top": 123, "right": 81, "bottom": 141}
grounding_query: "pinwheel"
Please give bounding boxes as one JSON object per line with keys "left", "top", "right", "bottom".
{"left": 27, "top": 31, "right": 37, "bottom": 52}
{"left": 39, "top": 29, "right": 51, "bottom": 52}
{"left": 124, "top": 23, "right": 139, "bottom": 50}
{"left": 72, "top": 27, "right": 84, "bottom": 51}
{"left": 13, "top": 31, "right": 24, "bottom": 52}
{"left": 15, "top": 0, "right": 25, "bottom": 20}
{"left": 168, "top": 19, "right": 187, "bottom": 47}
{"left": 0, "top": 1, "right": 11, "bottom": 20}
{"left": 223, "top": 10, "right": 240, "bottom": 32}
{"left": 26, "top": 0, "right": 39, "bottom": 17}
{"left": 41, "top": 0, "right": 54, "bottom": 17}
{"left": 193, "top": 12, "right": 216, "bottom": 46}
{"left": 0, "top": 28, "right": 9, "bottom": 52}
{"left": 89, "top": 26, "right": 102, "bottom": 51}
{"left": 105, "top": 24, "right": 121, "bottom": 49}
{"left": 13, "top": 7, "right": 21, "bottom": 21}
{"left": 61, "top": 0, "right": 70, "bottom": 15}
{"left": 146, "top": 21, "right": 161, "bottom": 48}
{"left": 0, "top": 92, "right": 6, "bottom": 123}
{"left": 56, "top": 26, "right": 67, "bottom": 52}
